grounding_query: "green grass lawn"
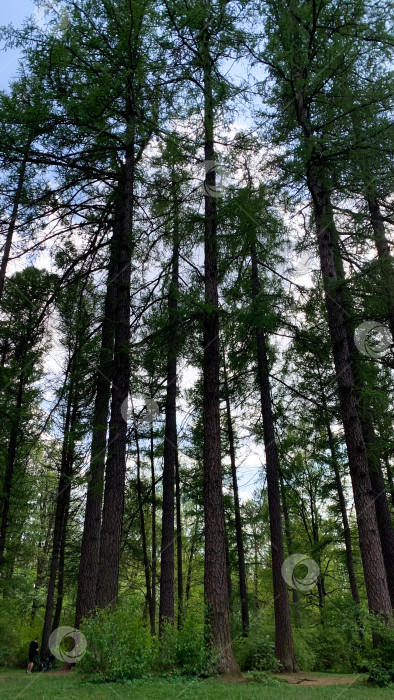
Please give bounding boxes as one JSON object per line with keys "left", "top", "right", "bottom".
{"left": 0, "top": 672, "right": 392, "bottom": 700}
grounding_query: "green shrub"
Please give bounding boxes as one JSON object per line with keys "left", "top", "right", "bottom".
{"left": 368, "top": 663, "right": 394, "bottom": 687}
{"left": 158, "top": 618, "right": 212, "bottom": 676}
{"left": 366, "top": 619, "right": 394, "bottom": 687}
{"left": 233, "top": 629, "right": 280, "bottom": 672}
{"left": 0, "top": 599, "right": 41, "bottom": 668}
{"left": 80, "top": 600, "right": 155, "bottom": 681}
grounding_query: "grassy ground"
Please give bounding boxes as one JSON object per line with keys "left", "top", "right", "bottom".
{"left": 0, "top": 671, "right": 392, "bottom": 700}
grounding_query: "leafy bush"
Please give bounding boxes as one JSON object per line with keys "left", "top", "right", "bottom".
{"left": 233, "top": 629, "right": 280, "bottom": 672}
{"left": 158, "top": 618, "right": 212, "bottom": 676}
{"left": 80, "top": 600, "right": 155, "bottom": 681}
{"left": 0, "top": 599, "right": 41, "bottom": 667}
{"left": 366, "top": 619, "right": 394, "bottom": 687}
{"left": 368, "top": 663, "right": 394, "bottom": 687}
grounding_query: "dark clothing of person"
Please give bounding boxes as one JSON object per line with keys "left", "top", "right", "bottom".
{"left": 29, "top": 641, "right": 38, "bottom": 663}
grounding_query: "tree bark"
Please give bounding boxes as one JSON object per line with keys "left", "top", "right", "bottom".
{"left": 150, "top": 424, "right": 157, "bottom": 635}
{"left": 74, "top": 235, "right": 118, "bottom": 627}
{"left": 251, "top": 242, "right": 298, "bottom": 672}
{"left": 41, "top": 389, "right": 75, "bottom": 657}
{"left": 279, "top": 471, "right": 300, "bottom": 618}
{"left": 0, "top": 370, "right": 25, "bottom": 569}
{"left": 175, "top": 450, "right": 183, "bottom": 630}
{"left": 95, "top": 130, "right": 134, "bottom": 609}
{"left": 322, "top": 402, "right": 360, "bottom": 605}
{"left": 223, "top": 353, "right": 250, "bottom": 636}
{"left": 201, "top": 27, "right": 239, "bottom": 674}
{"left": 306, "top": 165, "right": 391, "bottom": 617}
{"left": 135, "top": 427, "right": 152, "bottom": 620}
{"left": 366, "top": 195, "right": 394, "bottom": 341}
{"left": 159, "top": 230, "right": 179, "bottom": 633}
{"left": 0, "top": 146, "right": 29, "bottom": 303}
{"left": 331, "top": 218, "right": 394, "bottom": 609}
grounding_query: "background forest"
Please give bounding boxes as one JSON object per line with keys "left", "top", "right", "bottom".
{"left": 0, "top": 0, "right": 393, "bottom": 687}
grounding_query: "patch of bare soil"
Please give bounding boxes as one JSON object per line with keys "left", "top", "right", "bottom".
{"left": 274, "top": 672, "right": 364, "bottom": 686}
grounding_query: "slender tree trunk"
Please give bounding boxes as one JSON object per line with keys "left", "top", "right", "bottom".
{"left": 223, "top": 354, "right": 250, "bottom": 636}
{"left": 251, "top": 242, "right": 298, "bottom": 672}
{"left": 279, "top": 471, "right": 300, "bottom": 615}
{"left": 150, "top": 424, "right": 156, "bottom": 635}
{"left": 52, "top": 494, "right": 70, "bottom": 632}
{"left": 175, "top": 451, "right": 183, "bottom": 630}
{"left": 384, "top": 456, "right": 394, "bottom": 509}
{"left": 0, "top": 370, "right": 25, "bottom": 569}
{"left": 41, "top": 390, "right": 75, "bottom": 657}
{"left": 96, "top": 134, "right": 135, "bottom": 609}
{"left": 366, "top": 195, "right": 394, "bottom": 341}
{"left": 0, "top": 147, "right": 29, "bottom": 303}
{"left": 201, "top": 30, "right": 239, "bottom": 674}
{"left": 159, "top": 230, "right": 179, "bottom": 632}
{"left": 135, "top": 427, "right": 152, "bottom": 619}
{"left": 321, "top": 398, "right": 360, "bottom": 605}
{"left": 185, "top": 514, "right": 200, "bottom": 604}
{"left": 32, "top": 503, "right": 53, "bottom": 621}
{"left": 74, "top": 236, "right": 118, "bottom": 627}
{"left": 305, "top": 162, "right": 391, "bottom": 617}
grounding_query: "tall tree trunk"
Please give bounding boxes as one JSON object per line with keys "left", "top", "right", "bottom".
{"left": 96, "top": 135, "right": 135, "bottom": 610}
{"left": 223, "top": 354, "right": 250, "bottom": 636}
{"left": 159, "top": 229, "right": 179, "bottom": 632}
{"left": 305, "top": 162, "right": 391, "bottom": 617}
{"left": 0, "top": 147, "right": 29, "bottom": 303}
{"left": 150, "top": 424, "right": 157, "bottom": 635}
{"left": 135, "top": 427, "right": 152, "bottom": 620}
{"left": 201, "top": 29, "right": 239, "bottom": 674}
{"left": 52, "top": 493, "right": 70, "bottom": 632}
{"left": 74, "top": 235, "right": 118, "bottom": 627}
{"left": 41, "top": 390, "right": 75, "bottom": 657}
{"left": 175, "top": 451, "right": 183, "bottom": 630}
{"left": 331, "top": 221, "right": 394, "bottom": 608}
{"left": 32, "top": 501, "right": 53, "bottom": 621}
{"left": 185, "top": 513, "right": 200, "bottom": 604}
{"left": 321, "top": 396, "right": 360, "bottom": 605}
{"left": 366, "top": 195, "right": 394, "bottom": 341}
{"left": 279, "top": 471, "right": 300, "bottom": 618}
{"left": 0, "top": 370, "right": 25, "bottom": 569}
{"left": 251, "top": 242, "right": 298, "bottom": 672}
{"left": 384, "top": 456, "right": 394, "bottom": 509}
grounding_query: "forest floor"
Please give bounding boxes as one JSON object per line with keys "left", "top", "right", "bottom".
{"left": 0, "top": 670, "right": 393, "bottom": 700}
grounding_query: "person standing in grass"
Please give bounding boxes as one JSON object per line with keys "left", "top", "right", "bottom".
{"left": 27, "top": 638, "right": 39, "bottom": 673}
